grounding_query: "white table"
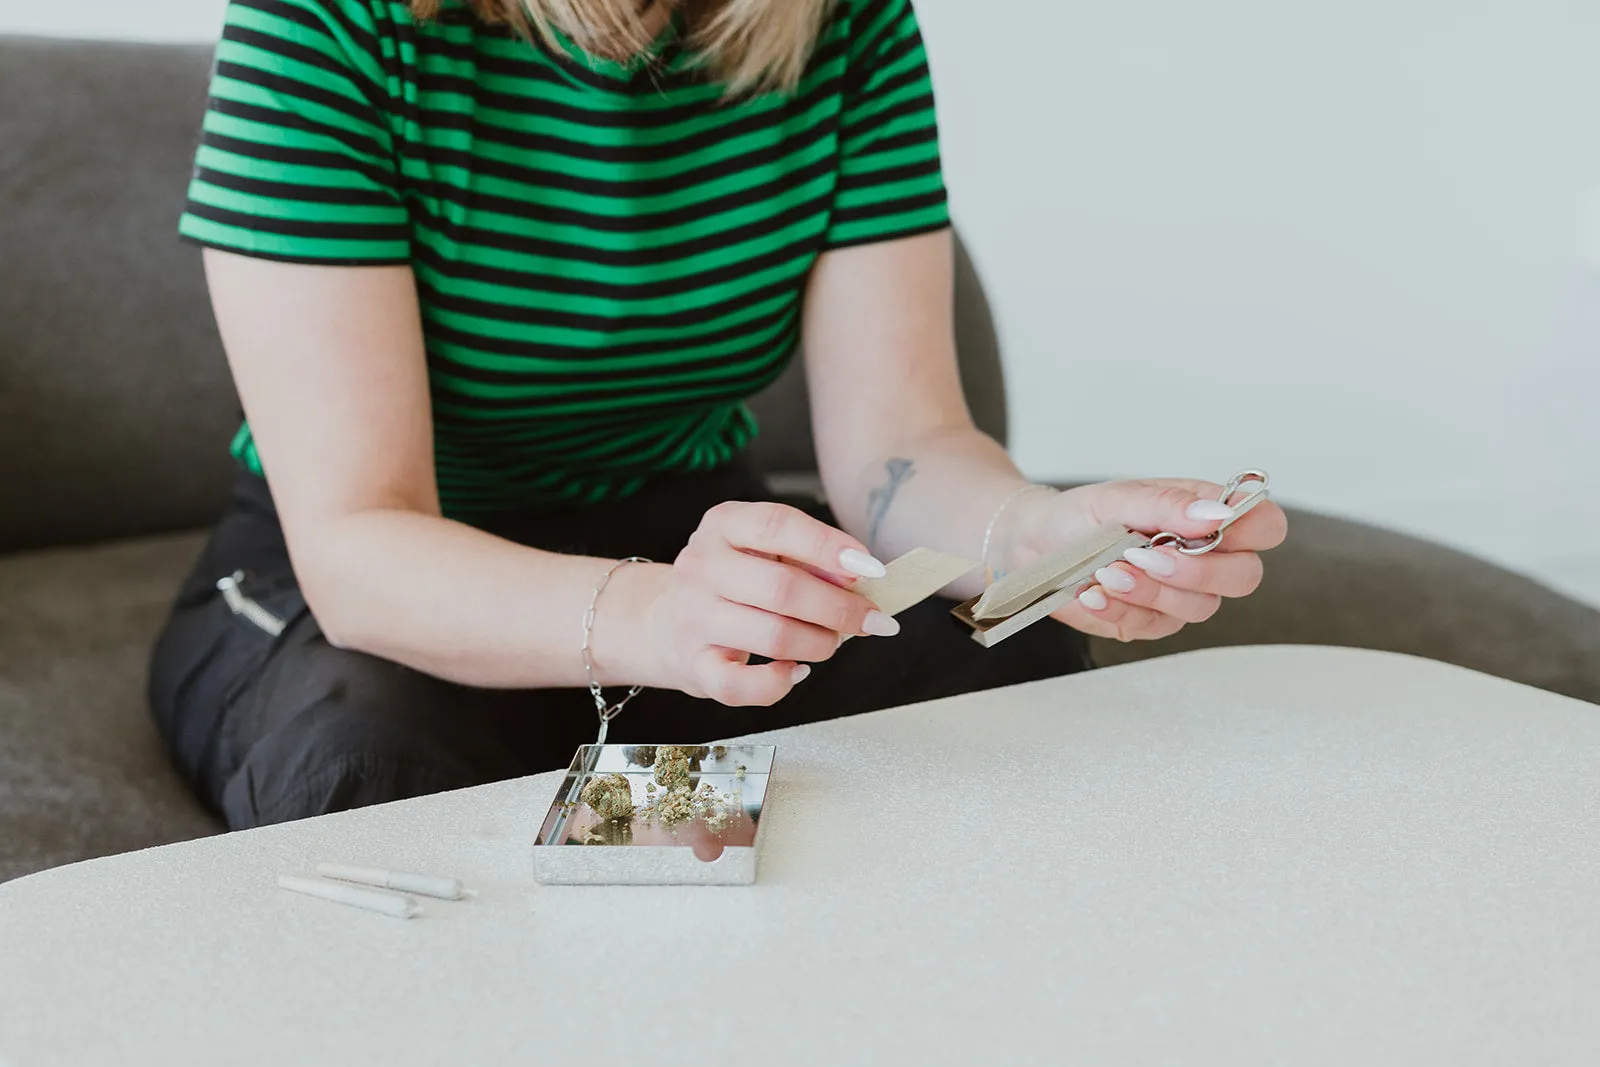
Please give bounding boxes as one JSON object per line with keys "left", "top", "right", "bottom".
{"left": 2, "top": 646, "right": 1598, "bottom": 1065}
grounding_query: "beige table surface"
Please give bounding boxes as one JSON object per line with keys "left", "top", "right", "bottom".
{"left": 2, "top": 646, "right": 1598, "bottom": 1066}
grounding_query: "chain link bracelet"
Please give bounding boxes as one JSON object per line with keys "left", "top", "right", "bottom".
{"left": 979, "top": 484, "right": 1056, "bottom": 584}
{"left": 580, "top": 556, "right": 652, "bottom": 745}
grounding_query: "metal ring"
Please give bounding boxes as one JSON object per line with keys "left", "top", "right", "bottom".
{"left": 1220, "top": 470, "right": 1269, "bottom": 507}
{"left": 1178, "top": 534, "right": 1225, "bottom": 556}
{"left": 1225, "top": 469, "right": 1269, "bottom": 491}
{"left": 1149, "top": 530, "right": 1225, "bottom": 556}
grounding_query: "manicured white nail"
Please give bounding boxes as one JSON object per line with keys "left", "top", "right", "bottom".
{"left": 1094, "top": 566, "right": 1136, "bottom": 593}
{"left": 1123, "top": 547, "right": 1177, "bottom": 577}
{"left": 862, "top": 610, "right": 901, "bottom": 637}
{"left": 1078, "top": 587, "right": 1109, "bottom": 611}
{"left": 1187, "top": 499, "right": 1235, "bottom": 521}
{"left": 791, "top": 664, "right": 812, "bottom": 684}
{"left": 839, "top": 548, "right": 887, "bottom": 578}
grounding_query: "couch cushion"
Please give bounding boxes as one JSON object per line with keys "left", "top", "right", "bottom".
{"left": 0, "top": 532, "right": 221, "bottom": 883}
{"left": 1092, "top": 509, "right": 1600, "bottom": 706}
{"left": 0, "top": 37, "right": 240, "bottom": 553}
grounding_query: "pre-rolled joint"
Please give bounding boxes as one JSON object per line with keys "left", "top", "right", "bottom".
{"left": 277, "top": 875, "right": 419, "bottom": 919}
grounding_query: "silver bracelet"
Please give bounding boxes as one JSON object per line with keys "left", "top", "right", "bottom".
{"left": 980, "top": 483, "right": 1055, "bottom": 583}
{"left": 581, "top": 556, "right": 652, "bottom": 744}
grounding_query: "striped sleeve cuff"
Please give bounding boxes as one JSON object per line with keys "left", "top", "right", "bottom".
{"left": 823, "top": 0, "right": 950, "bottom": 249}
{"left": 177, "top": 0, "right": 410, "bottom": 264}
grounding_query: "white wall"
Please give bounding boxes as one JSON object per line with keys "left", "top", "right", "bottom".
{"left": 10, "top": 0, "right": 1599, "bottom": 606}
{"left": 1, "top": 0, "right": 226, "bottom": 40}
{"left": 914, "top": 0, "right": 1600, "bottom": 607}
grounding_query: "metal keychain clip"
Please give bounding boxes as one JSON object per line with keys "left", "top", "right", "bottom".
{"left": 1147, "top": 469, "right": 1270, "bottom": 556}
{"left": 951, "top": 469, "right": 1271, "bottom": 647}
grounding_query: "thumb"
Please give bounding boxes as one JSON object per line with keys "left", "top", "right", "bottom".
{"left": 1079, "top": 480, "right": 1235, "bottom": 539}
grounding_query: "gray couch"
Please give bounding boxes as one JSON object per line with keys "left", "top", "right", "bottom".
{"left": 3, "top": 36, "right": 1596, "bottom": 885}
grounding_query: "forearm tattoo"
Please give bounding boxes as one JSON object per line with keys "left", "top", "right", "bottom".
{"left": 865, "top": 457, "right": 916, "bottom": 557}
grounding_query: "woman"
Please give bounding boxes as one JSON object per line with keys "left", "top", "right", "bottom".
{"left": 150, "top": 0, "right": 1287, "bottom": 828}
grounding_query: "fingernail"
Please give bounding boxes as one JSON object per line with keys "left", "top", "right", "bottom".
{"left": 1094, "top": 566, "right": 1136, "bottom": 593}
{"left": 791, "top": 664, "right": 812, "bottom": 684}
{"left": 1078, "top": 587, "right": 1109, "bottom": 611}
{"left": 1186, "top": 499, "right": 1235, "bottom": 522}
{"left": 839, "top": 548, "right": 887, "bottom": 579}
{"left": 862, "top": 610, "right": 901, "bottom": 637}
{"left": 1124, "top": 547, "right": 1177, "bottom": 577}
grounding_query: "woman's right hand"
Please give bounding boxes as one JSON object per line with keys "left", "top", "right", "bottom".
{"left": 636, "top": 501, "right": 901, "bottom": 707}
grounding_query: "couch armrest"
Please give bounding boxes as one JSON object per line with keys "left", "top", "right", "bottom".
{"left": 1091, "top": 507, "right": 1600, "bottom": 705}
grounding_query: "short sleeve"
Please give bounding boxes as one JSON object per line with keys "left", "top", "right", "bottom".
{"left": 823, "top": 0, "right": 951, "bottom": 250}
{"left": 178, "top": 0, "right": 411, "bottom": 264}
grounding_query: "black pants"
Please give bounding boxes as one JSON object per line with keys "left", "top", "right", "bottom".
{"left": 148, "top": 462, "right": 1093, "bottom": 829}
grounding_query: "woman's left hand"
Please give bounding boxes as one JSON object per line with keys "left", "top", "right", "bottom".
{"left": 1001, "top": 479, "right": 1289, "bottom": 643}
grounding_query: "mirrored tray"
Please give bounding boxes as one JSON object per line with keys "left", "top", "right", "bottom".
{"left": 532, "top": 743, "right": 775, "bottom": 885}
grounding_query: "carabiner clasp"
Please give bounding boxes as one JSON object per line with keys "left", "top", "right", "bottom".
{"left": 1148, "top": 469, "right": 1271, "bottom": 556}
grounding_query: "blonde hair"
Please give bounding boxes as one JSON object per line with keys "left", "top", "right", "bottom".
{"left": 411, "top": 0, "right": 837, "bottom": 96}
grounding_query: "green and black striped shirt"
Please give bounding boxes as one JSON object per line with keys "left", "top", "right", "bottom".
{"left": 180, "top": 0, "right": 949, "bottom": 515}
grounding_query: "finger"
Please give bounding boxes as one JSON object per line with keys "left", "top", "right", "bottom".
{"left": 677, "top": 805, "right": 758, "bottom": 859}
{"left": 1214, "top": 500, "right": 1289, "bottom": 553}
{"left": 1090, "top": 562, "right": 1221, "bottom": 624}
{"left": 738, "top": 554, "right": 860, "bottom": 589}
{"left": 704, "top": 501, "right": 886, "bottom": 580}
{"left": 1115, "top": 546, "right": 1265, "bottom": 599}
{"left": 688, "top": 827, "right": 726, "bottom": 863}
{"left": 1075, "top": 478, "right": 1233, "bottom": 540}
{"left": 693, "top": 647, "right": 811, "bottom": 708}
{"left": 1081, "top": 479, "right": 1289, "bottom": 553}
{"left": 716, "top": 806, "right": 758, "bottom": 847}
{"left": 795, "top": 561, "right": 860, "bottom": 588}
{"left": 705, "top": 599, "right": 842, "bottom": 665}
{"left": 705, "top": 552, "right": 884, "bottom": 636}
{"left": 1052, "top": 589, "right": 1187, "bottom": 643}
